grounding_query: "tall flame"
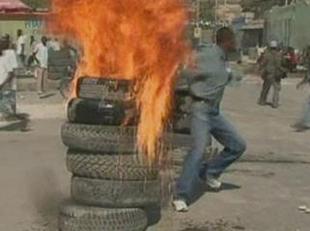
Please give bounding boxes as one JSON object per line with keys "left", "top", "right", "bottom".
{"left": 49, "top": 0, "right": 189, "bottom": 161}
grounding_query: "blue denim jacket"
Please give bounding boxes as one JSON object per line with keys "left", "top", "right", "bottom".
{"left": 181, "top": 44, "right": 231, "bottom": 114}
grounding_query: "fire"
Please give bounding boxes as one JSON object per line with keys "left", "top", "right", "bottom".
{"left": 49, "top": 0, "right": 189, "bottom": 161}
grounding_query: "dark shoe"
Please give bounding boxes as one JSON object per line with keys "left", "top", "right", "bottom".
{"left": 258, "top": 101, "right": 267, "bottom": 106}
{"left": 0, "top": 117, "right": 18, "bottom": 129}
{"left": 291, "top": 123, "right": 310, "bottom": 132}
{"left": 271, "top": 104, "right": 279, "bottom": 109}
{"left": 5, "top": 114, "right": 22, "bottom": 122}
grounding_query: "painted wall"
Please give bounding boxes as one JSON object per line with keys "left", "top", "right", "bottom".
{"left": 265, "top": 3, "right": 310, "bottom": 50}
{"left": 0, "top": 14, "right": 45, "bottom": 55}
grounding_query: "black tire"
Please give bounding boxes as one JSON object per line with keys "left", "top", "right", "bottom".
{"left": 49, "top": 59, "right": 74, "bottom": 66}
{"left": 60, "top": 79, "right": 72, "bottom": 99}
{"left": 59, "top": 202, "right": 147, "bottom": 231}
{"left": 48, "top": 72, "right": 63, "bottom": 80}
{"left": 71, "top": 177, "right": 161, "bottom": 208}
{"left": 61, "top": 123, "right": 136, "bottom": 153}
{"left": 67, "top": 98, "right": 126, "bottom": 126}
{"left": 170, "top": 148, "right": 187, "bottom": 166}
{"left": 49, "top": 65, "right": 68, "bottom": 73}
{"left": 61, "top": 123, "right": 191, "bottom": 153}
{"left": 67, "top": 150, "right": 159, "bottom": 180}
{"left": 77, "top": 77, "right": 131, "bottom": 101}
{"left": 173, "top": 113, "right": 191, "bottom": 134}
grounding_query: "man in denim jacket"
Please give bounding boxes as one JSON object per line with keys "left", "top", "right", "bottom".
{"left": 173, "top": 27, "right": 247, "bottom": 212}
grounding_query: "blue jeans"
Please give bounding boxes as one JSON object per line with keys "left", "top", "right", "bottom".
{"left": 300, "top": 96, "right": 310, "bottom": 127}
{"left": 176, "top": 101, "right": 247, "bottom": 201}
{"left": 0, "top": 89, "right": 16, "bottom": 117}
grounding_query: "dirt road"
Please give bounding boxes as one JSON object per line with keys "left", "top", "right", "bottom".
{"left": 0, "top": 77, "right": 309, "bottom": 231}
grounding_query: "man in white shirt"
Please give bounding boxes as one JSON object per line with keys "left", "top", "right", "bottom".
{"left": 16, "top": 29, "right": 26, "bottom": 67}
{"left": 0, "top": 39, "right": 18, "bottom": 126}
{"left": 3, "top": 37, "right": 18, "bottom": 115}
{"left": 33, "top": 36, "right": 48, "bottom": 96}
{"left": 0, "top": 46, "right": 10, "bottom": 87}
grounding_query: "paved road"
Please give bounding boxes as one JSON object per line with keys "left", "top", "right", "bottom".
{"left": 0, "top": 77, "right": 309, "bottom": 231}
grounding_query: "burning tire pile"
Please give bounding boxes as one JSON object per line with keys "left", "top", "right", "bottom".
{"left": 59, "top": 77, "right": 161, "bottom": 231}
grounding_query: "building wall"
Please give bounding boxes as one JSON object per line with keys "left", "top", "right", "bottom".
{"left": 0, "top": 14, "right": 45, "bottom": 52}
{"left": 265, "top": 3, "right": 310, "bottom": 50}
{"left": 293, "top": 5, "right": 310, "bottom": 49}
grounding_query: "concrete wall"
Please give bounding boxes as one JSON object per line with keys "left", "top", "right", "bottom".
{"left": 0, "top": 19, "right": 44, "bottom": 39}
{"left": 265, "top": 3, "right": 310, "bottom": 50}
{"left": 0, "top": 14, "right": 45, "bottom": 54}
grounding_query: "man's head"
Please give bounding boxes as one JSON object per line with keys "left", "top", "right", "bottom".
{"left": 17, "top": 29, "right": 23, "bottom": 37}
{"left": 269, "top": 40, "right": 278, "bottom": 50}
{"left": 41, "top": 36, "right": 48, "bottom": 46}
{"left": 216, "top": 27, "right": 236, "bottom": 53}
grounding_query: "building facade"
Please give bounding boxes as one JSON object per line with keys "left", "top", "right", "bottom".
{"left": 265, "top": 1, "right": 310, "bottom": 50}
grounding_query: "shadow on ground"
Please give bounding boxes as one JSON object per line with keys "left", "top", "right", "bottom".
{"left": 39, "top": 93, "right": 56, "bottom": 99}
{"left": 27, "top": 168, "right": 66, "bottom": 231}
{"left": 179, "top": 219, "right": 246, "bottom": 231}
{"left": 189, "top": 180, "right": 241, "bottom": 206}
{"left": 0, "top": 113, "right": 31, "bottom": 132}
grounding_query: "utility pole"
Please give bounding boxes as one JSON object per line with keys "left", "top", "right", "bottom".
{"left": 215, "top": 0, "right": 218, "bottom": 25}
{"left": 196, "top": 0, "right": 200, "bottom": 24}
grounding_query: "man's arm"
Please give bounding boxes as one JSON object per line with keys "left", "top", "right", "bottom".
{"left": 278, "top": 52, "right": 288, "bottom": 73}
{"left": 0, "top": 71, "right": 14, "bottom": 90}
{"left": 297, "top": 73, "right": 310, "bottom": 89}
{"left": 32, "top": 45, "right": 40, "bottom": 65}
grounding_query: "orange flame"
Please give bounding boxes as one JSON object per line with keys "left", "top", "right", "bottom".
{"left": 49, "top": 0, "right": 190, "bottom": 161}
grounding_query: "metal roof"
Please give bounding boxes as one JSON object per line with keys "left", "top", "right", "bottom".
{"left": 0, "top": 0, "right": 31, "bottom": 12}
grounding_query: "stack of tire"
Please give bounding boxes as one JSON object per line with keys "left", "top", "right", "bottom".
{"left": 173, "top": 75, "right": 192, "bottom": 135}
{"left": 59, "top": 77, "right": 161, "bottom": 231}
{"left": 48, "top": 49, "right": 75, "bottom": 81}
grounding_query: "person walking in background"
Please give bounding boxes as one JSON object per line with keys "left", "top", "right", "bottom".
{"left": 0, "top": 38, "right": 18, "bottom": 127}
{"left": 258, "top": 41, "right": 286, "bottom": 109}
{"left": 26, "top": 35, "right": 37, "bottom": 67}
{"left": 173, "top": 27, "right": 247, "bottom": 212}
{"left": 16, "top": 29, "right": 26, "bottom": 67}
{"left": 292, "top": 45, "right": 310, "bottom": 132}
{"left": 2, "top": 36, "right": 18, "bottom": 115}
{"left": 33, "top": 36, "right": 48, "bottom": 97}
